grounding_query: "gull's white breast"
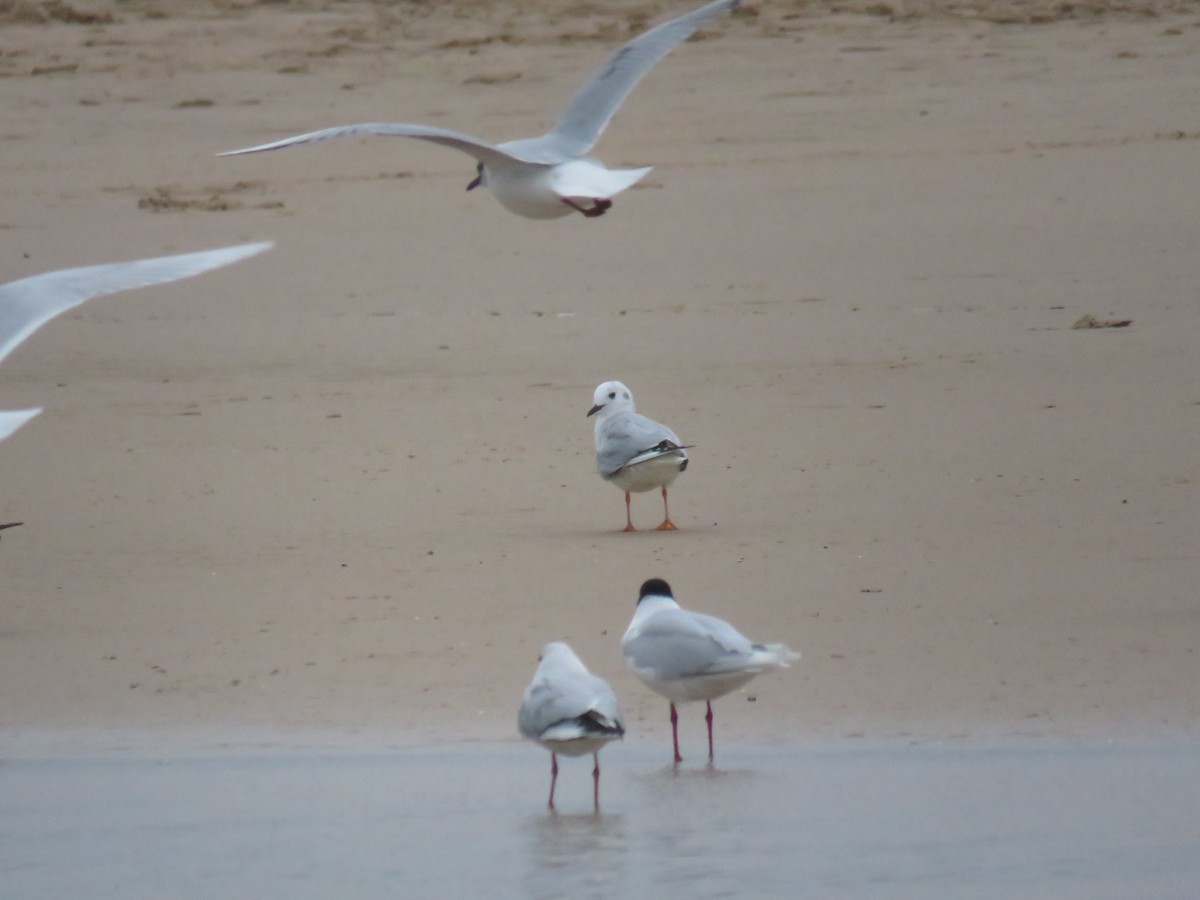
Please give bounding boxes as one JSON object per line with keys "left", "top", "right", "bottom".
{"left": 610, "top": 450, "right": 688, "bottom": 493}
{"left": 485, "top": 164, "right": 576, "bottom": 219}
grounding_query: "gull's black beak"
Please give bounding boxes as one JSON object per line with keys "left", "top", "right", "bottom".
{"left": 587, "top": 404, "right": 604, "bottom": 418}
{"left": 466, "top": 162, "right": 483, "bottom": 191}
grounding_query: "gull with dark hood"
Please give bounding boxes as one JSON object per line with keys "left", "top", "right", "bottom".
{"left": 622, "top": 578, "right": 798, "bottom": 764}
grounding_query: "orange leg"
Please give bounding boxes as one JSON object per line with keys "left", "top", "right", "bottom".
{"left": 654, "top": 486, "right": 678, "bottom": 531}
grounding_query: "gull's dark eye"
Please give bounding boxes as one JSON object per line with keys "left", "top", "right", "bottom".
{"left": 608, "top": 391, "right": 616, "bottom": 399}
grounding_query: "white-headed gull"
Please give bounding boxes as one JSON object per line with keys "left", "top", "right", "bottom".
{"left": 518, "top": 641, "right": 625, "bottom": 811}
{"left": 221, "top": 0, "right": 739, "bottom": 219}
{"left": 622, "top": 578, "right": 799, "bottom": 764}
{"left": 588, "top": 380, "right": 691, "bottom": 532}
{"left": 0, "top": 242, "right": 272, "bottom": 443}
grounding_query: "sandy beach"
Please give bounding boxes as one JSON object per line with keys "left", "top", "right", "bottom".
{"left": 2, "top": 0, "right": 1198, "bottom": 750}
{"left": 3, "top": 3, "right": 1199, "bottom": 895}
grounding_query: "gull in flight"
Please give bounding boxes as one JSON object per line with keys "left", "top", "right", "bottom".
{"left": 518, "top": 641, "right": 625, "bottom": 811}
{"left": 588, "top": 380, "right": 690, "bottom": 532}
{"left": 221, "top": 0, "right": 739, "bottom": 219}
{"left": 622, "top": 578, "right": 799, "bottom": 764}
{"left": 0, "top": 242, "right": 272, "bottom": 443}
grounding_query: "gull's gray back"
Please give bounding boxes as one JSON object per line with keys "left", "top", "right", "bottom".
{"left": 596, "top": 410, "right": 682, "bottom": 478}
{"left": 519, "top": 667, "right": 620, "bottom": 739}
{"left": 623, "top": 607, "right": 756, "bottom": 680}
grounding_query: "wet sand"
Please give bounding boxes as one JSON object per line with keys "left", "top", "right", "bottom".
{"left": 4, "top": 732, "right": 1199, "bottom": 898}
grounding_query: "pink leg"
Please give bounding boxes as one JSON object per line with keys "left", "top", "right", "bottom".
{"left": 705, "top": 701, "right": 715, "bottom": 763}
{"left": 670, "top": 702, "right": 683, "bottom": 764}
{"left": 548, "top": 752, "right": 558, "bottom": 809}
{"left": 621, "top": 492, "right": 637, "bottom": 532}
{"left": 655, "top": 486, "right": 679, "bottom": 531}
{"left": 592, "top": 753, "right": 601, "bottom": 812}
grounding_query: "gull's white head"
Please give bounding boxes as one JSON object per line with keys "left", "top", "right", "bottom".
{"left": 587, "top": 380, "right": 634, "bottom": 419}
{"left": 537, "top": 641, "right": 588, "bottom": 673}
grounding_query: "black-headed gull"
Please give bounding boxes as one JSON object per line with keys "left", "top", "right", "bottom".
{"left": 0, "top": 242, "right": 272, "bottom": 443}
{"left": 221, "top": 0, "right": 739, "bottom": 219}
{"left": 518, "top": 641, "right": 625, "bottom": 811}
{"left": 621, "top": 578, "right": 799, "bottom": 764}
{"left": 587, "top": 380, "right": 691, "bottom": 532}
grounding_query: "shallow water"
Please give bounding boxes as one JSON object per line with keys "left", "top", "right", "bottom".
{"left": 3, "top": 738, "right": 1197, "bottom": 898}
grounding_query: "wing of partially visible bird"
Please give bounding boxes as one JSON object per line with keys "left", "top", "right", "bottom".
{"left": 0, "top": 242, "right": 273, "bottom": 365}
{"left": 0, "top": 409, "right": 41, "bottom": 442}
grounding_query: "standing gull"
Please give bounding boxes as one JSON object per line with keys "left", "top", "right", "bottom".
{"left": 518, "top": 642, "right": 625, "bottom": 811}
{"left": 221, "top": 0, "right": 739, "bottom": 219}
{"left": 0, "top": 242, "right": 272, "bottom": 443}
{"left": 588, "top": 380, "right": 690, "bottom": 532}
{"left": 622, "top": 578, "right": 799, "bottom": 764}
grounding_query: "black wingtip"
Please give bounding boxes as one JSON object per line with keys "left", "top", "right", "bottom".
{"left": 637, "top": 578, "right": 673, "bottom": 604}
{"left": 580, "top": 710, "right": 625, "bottom": 738}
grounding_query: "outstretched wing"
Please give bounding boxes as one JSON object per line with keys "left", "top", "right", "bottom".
{"left": 220, "top": 122, "right": 549, "bottom": 170}
{"left": 0, "top": 242, "right": 272, "bottom": 366}
{"left": 541, "top": 0, "right": 739, "bottom": 157}
{"left": 0, "top": 408, "right": 41, "bottom": 442}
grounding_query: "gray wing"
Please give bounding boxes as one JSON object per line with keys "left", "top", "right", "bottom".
{"left": 519, "top": 669, "right": 621, "bottom": 740}
{"left": 596, "top": 411, "right": 682, "bottom": 477}
{"left": 623, "top": 607, "right": 756, "bottom": 680}
{"left": 0, "top": 242, "right": 272, "bottom": 366}
{"left": 540, "top": 0, "right": 739, "bottom": 157}
{"left": 220, "top": 122, "right": 550, "bottom": 170}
